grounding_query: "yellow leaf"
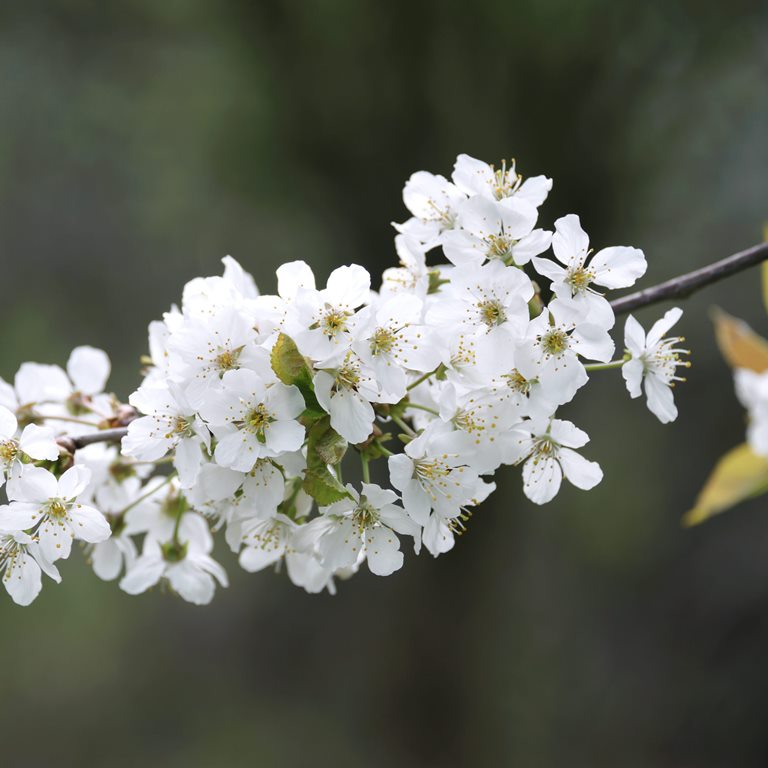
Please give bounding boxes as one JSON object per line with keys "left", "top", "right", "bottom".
{"left": 712, "top": 308, "right": 768, "bottom": 372}
{"left": 684, "top": 443, "right": 768, "bottom": 526}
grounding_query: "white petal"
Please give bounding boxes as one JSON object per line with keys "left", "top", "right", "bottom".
{"left": 515, "top": 175, "right": 553, "bottom": 207}
{"left": 15, "top": 363, "right": 70, "bottom": 404}
{"left": 4, "top": 552, "right": 42, "bottom": 606}
{"left": 67, "top": 346, "right": 111, "bottom": 395}
{"left": 548, "top": 419, "right": 589, "bottom": 449}
{"left": 622, "top": 359, "right": 644, "bottom": 399}
{"left": 364, "top": 527, "right": 403, "bottom": 576}
{"left": 558, "top": 448, "right": 603, "bottom": 490}
{"left": 58, "top": 465, "right": 92, "bottom": 500}
{"left": 120, "top": 555, "right": 165, "bottom": 595}
{"left": 522, "top": 456, "right": 562, "bottom": 504}
{"left": 590, "top": 246, "right": 647, "bottom": 289}
{"left": 552, "top": 214, "right": 589, "bottom": 267}
{"left": 422, "top": 514, "right": 454, "bottom": 556}
{"left": 265, "top": 420, "right": 305, "bottom": 453}
{"left": 214, "top": 431, "right": 257, "bottom": 472}
{"left": 647, "top": 307, "right": 683, "bottom": 348}
{"left": 38, "top": 518, "right": 73, "bottom": 562}
{"left": 0, "top": 502, "right": 43, "bottom": 532}
{"left": 71, "top": 504, "right": 111, "bottom": 543}
{"left": 623, "top": 315, "right": 647, "bottom": 356}
{"left": 266, "top": 384, "right": 305, "bottom": 420}
{"left": 174, "top": 438, "right": 204, "bottom": 489}
{"left": 167, "top": 561, "right": 216, "bottom": 605}
{"left": 318, "top": 519, "right": 362, "bottom": 571}
{"left": 326, "top": 264, "right": 371, "bottom": 307}
{"left": 644, "top": 374, "right": 678, "bottom": 423}
{"left": 329, "top": 390, "right": 374, "bottom": 445}
{"left": 12, "top": 466, "right": 58, "bottom": 503}
{"left": 276, "top": 260, "right": 316, "bottom": 300}
{"left": 512, "top": 229, "right": 552, "bottom": 265}
{"left": 91, "top": 538, "right": 124, "bottom": 581}
{"left": 0, "top": 405, "right": 17, "bottom": 439}
{"left": 18, "top": 424, "right": 59, "bottom": 461}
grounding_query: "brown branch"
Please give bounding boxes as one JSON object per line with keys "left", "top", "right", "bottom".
{"left": 56, "top": 427, "right": 128, "bottom": 454}
{"left": 610, "top": 241, "right": 768, "bottom": 316}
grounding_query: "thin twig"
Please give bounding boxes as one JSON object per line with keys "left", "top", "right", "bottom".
{"left": 610, "top": 241, "right": 768, "bottom": 316}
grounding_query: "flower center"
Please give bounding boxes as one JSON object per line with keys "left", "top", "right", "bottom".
{"left": 532, "top": 437, "right": 557, "bottom": 463}
{"left": 539, "top": 328, "right": 570, "bottom": 356}
{"left": 0, "top": 440, "right": 18, "bottom": 465}
{"left": 426, "top": 199, "right": 456, "bottom": 228}
{"left": 353, "top": 498, "right": 380, "bottom": 530}
{"left": 490, "top": 160, "right": 521, "bottom": 200}
{"left": 246, "top": 521, "right": 283, "bottom": 553}
{"left": 646, "top": 337, "right": 692, "bottom": 384}
{"left": 335, "top": 360, "right": 361, "bottom": 391}
{"left": 486, "top": 233, "right": 516, "bottom": 261}
{"left": 246, "top": 404, "right": 273, "bottom": 440}
{"left": 319, "top": 306, "right": 351, "bottom": 338}
{"left": 477, "top": 299, "right": 507, "bottom": 328}
{"left": 167, "top": 417, "right": 194, "bottom": 441}
{"left": 503, "top": 369, "right": 532, "bottom": 395}
{"left": 454, "top": 408, "right": 485, "bottom": 436}
{"left": 46, "top": 500, "right": 68, "bottom": 520}
{"left": 566, "top": 267, "right": 594, "bottom": 294}
{"left": 370, "top": 327, "right": 396, "bottom": 356}
{"left": 215, "top": 346, "right": 242, "bottom": 372}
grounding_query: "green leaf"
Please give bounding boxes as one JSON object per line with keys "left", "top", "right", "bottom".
{"left": 302, "top": 467, "right": 349, "bottom": 507}
{"left": 270, "top": 333, "right": 322, "bottom": 413}
{"left": 712, "top": 308, "right": 768, "bottom": 373}
{"left": 683, "top": 443, "right": 768, "bottom": 526}
{"left": 308, "top": 417, "right": 348, "bottom": 466}
{"left": 302, "top": 416, "right": 350, "bottom": 506}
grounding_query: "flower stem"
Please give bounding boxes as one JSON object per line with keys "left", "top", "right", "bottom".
{"left": 406, "top": 369, "right": 437, "bottom": 392}
{"left": 404, "top": 402, "right": 439, "bottom": 416}
{"left": 360, "top": 455, "right": 370, "bottom": 484}
{"left": 391, "top": 414, "right": 416, "bottom": 437}
{"left": 117, "top": 473, "right": 175, "bottom": 516}
{"left": 584, "top": 359, "right": 626, "bottom": 372}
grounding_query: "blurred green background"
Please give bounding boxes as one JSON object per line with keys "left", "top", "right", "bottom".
{"left": 0, "top": 1, "right": 767, "bottom": 766}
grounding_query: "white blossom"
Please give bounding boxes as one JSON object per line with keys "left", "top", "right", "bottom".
{"left": 0, "top": 466, "right": 111, "bottom": 562}
{"left": 622, "top": 308, "right": 689, "bottom": 424}
{"left": 506, "top": 418, "right": 603, "bottom": 504}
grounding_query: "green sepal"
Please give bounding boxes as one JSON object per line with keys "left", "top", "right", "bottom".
{"left": 427, "top": 270, "right": 449, "bottom": 294}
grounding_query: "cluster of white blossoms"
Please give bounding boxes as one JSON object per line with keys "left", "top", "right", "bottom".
{"left": 0, "top": 154, "right": 693, "bottom": 606}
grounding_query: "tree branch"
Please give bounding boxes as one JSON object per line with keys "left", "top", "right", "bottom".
{"left": 57, "top": 427, "right": 129, "bottom": 453}
{"left": 610, "top": 241, "right": 768, "bottom": 316}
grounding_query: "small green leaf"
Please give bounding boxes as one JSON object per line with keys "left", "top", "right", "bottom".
{"left": 302, "top": 467, "right": 349, "bottom": 506}
{"left": 302, "top": 417, "right": 350, "bottom": 506}
{"left": 684, "top": 443, "right": 768, "bottom": 526}
{"left": 308, "top": 417, "right": 348, "bottom": 466}
{"left": 270, "top": 333, "right": 322, "bottom": 412}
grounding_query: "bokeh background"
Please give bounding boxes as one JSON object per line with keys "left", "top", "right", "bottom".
{"left": 0, "top": 1, "right": 767, "bottom": 766}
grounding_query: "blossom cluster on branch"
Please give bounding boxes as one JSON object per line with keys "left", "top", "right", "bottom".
{"left": 0, "top": 154, "right": 691, "bottom": 606}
